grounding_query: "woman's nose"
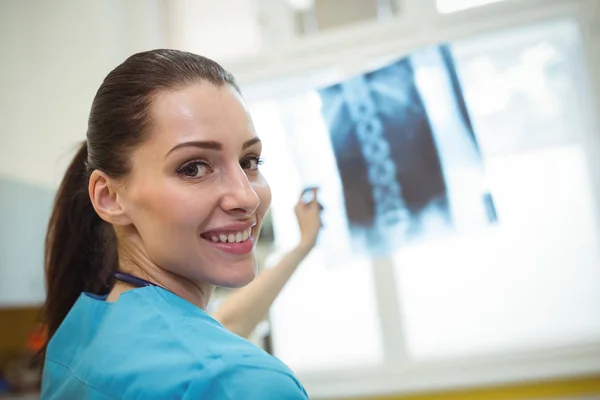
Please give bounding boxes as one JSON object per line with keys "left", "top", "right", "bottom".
{"left": 220, "top": 168, "right": 260, "bottom": 216}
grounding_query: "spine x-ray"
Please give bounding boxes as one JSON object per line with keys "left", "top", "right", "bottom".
{"left": 315, "top": 45, "right": 497, "bottom": 256}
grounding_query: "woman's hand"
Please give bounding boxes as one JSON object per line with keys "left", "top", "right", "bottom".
{"left": 295, "top": 188, "right": 323, "bottom": 250}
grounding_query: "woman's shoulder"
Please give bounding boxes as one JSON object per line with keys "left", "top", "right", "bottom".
{"left": 43, "top": 351, "right": 308, "bottom": 400}
{"left": 185, "top": 352, "right": 309, "bottom": 399}
{"left": 70, "top": 286, "right": 273, "bottom": 362}
{"left": 43, "top": 287, "right": 308, "bottom": 399}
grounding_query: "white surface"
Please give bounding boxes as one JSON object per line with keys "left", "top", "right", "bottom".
{"left": 0, "top": 0, "right": 165, "bottom": 305}
{"left": 437, "top": 0, "right": 512, "bottom": 14}
{"left": 0, "top": 0, "right": 164, "bottom": 189}
{"left": 394, "top": 18, "right": 600, "bottom": 362}
{"left": 396, "top": 145, "right": 600, "bottom": 361}
{"left": 176, "top": 0, "right": 264, "bottom": 62}
{"left": 0, "top": 178, "right": 52, "bottom": 307}
{"left": 270, "top": 253, "right": 384, "bottom": 372}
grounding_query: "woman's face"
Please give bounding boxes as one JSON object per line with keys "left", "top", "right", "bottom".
{"left": 118, "top": 83, "right": 271, "bottom": 288}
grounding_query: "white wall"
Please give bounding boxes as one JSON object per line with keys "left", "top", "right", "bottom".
{"left": 0, "top": 0, "right": 166, "bottom": 189}
{"left": 0, "top": 0, "right": 166, "bottom": 306}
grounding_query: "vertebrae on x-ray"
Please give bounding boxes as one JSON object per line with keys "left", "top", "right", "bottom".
{"left": 341, "top": 76, "right": 409, "bottom": 232}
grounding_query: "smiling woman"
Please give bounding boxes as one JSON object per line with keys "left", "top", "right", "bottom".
{"left": 40, "top": 49, "right": 313, "bottom": 400}
{"left": 93, "top": 82, "right": 271, "bottom": 304}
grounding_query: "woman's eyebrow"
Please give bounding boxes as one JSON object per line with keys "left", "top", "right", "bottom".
{"left": 166, "top": 137, "right": 261, "bottom": 158}
{"left": 166, "top": 140, "right": 222, "bottom": 157}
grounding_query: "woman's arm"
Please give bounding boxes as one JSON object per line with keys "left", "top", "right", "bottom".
{"left": 211, "top": 189, "right": 322, "bottom": 338}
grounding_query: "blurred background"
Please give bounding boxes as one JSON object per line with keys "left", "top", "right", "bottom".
{"left": 1, "top": 0, "right": 600, "bottom": 398}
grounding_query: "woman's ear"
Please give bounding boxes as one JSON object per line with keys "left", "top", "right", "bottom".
{"left": 89, "top": 170, "right": 132, "bottom": 226}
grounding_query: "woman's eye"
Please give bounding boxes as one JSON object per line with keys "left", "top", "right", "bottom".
{"left": 241, "top": 156, "right": 263, "bottom": 171}
{"left": 177, "top": 161, "right": 210, "bottom": 178}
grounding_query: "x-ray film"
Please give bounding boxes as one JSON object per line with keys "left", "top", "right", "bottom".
{"left": 315, "top": 45, "right": 497, "bottom": 255}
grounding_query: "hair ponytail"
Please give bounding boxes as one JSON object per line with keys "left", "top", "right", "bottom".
{"left": 43, "top": 141, "right": 117, "bottom": 342}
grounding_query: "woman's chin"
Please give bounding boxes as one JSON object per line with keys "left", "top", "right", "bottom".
{"left": 214, "top": 263, "right": 258, "bottom": 289}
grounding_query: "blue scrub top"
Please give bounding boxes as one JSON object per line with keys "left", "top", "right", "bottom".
{"left": 41, "top": 286, "right": 308, "bottom": 399}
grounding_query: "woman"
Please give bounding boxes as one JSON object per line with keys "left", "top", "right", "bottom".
{"left": 41, "top": 49, "right": 322, "bottom": 399}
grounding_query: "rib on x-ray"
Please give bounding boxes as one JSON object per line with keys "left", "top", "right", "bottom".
{"left": 315, "top": 45, "right": 497, "bottom": 255}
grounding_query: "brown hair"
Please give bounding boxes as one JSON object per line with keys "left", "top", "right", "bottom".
{"left": 42, "top": 49, "right": 240, "bottom": 344}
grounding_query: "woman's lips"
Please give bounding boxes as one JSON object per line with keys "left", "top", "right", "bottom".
{"left": 200, "top": 225, "right": 257, "bottom": 255}
{"left": 202, "top": 233, "right": 255, "bottom": 254}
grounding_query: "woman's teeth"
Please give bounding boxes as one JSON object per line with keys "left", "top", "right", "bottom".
{"left": 210, "top": 228, "right": 252, "bottom": 243}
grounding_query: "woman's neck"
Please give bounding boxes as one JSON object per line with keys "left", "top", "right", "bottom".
{"left": 108, "top": 245, "right": 214, "bottom": 309}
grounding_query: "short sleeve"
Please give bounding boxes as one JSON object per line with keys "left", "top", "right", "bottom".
{"left": 185, "top": 355, "right": 309, "bottom": 400}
